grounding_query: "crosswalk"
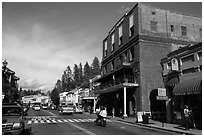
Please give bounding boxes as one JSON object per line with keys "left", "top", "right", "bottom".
{"left": 26, "top": 116, "right": 112, "bottom": 125}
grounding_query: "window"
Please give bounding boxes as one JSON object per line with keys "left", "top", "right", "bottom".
{"left": 151, "top": 21, "right": 157, "bottom": 31}
{"left": 199, "top": 28, "right": 202, "bottom": 39}
{"left": 111, "top": 33, "right": 115, "bottom": 52}
{"left": 167, "top": 62, "right": 172, "bottom": 69}
{"left": 129, "top": 14, "right": 134, "bottom": 37}
{"left": 119, "top": 25, "right": 123, "bottom": 45}
{"left": 104, "top": 41, "right": 107, "bottom": 57}
{"left": 182, "top": 68, "right": 198, "bottom": 74}
{"left": 119, "top": 55, "right": 123, "bottom": 65}
{"left": 181, "top": 26, "right": 187, "bottom": 36}
{"left": 170, "top": 25, "right": 174, "bottom": 32}
{"left": 197, "top": 51, "right": 202, "bottom": 60}
{"left": 130, "top": 47, "right": 135, "bottom": 61}
{"left": 104, "top": 65, "right": 107, "bottom": 75}
{"left": 111, "top": 61, "right": 114, "bottom": 71}
{"left": 181, "top": 54, "right": 194, "bottom": 65}
{"left": 124, "top": 52, "right": 128, "bottom": 63}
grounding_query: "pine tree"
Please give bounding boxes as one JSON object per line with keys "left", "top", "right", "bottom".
{"left": 83, "top": 62, "right": 91, "bottom": 88}
{"left": 73, "top": 64, "right": 80, "bottom": 87}
{"left": 91, "top": 57, "right": 101, "bottom": 78}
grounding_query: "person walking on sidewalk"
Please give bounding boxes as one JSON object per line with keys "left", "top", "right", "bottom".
{"left": 184, "top": 105, "right": 191, "bottom": 130}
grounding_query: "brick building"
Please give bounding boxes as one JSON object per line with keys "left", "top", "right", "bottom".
{"left": 94, "top": 3, "right": 202, "bottom": 119}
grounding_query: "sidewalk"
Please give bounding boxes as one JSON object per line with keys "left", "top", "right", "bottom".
{"left": 107, "top": 116, "right": 202, "bottom": 135}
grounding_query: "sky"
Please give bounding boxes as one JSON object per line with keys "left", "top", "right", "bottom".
{"left": 2, "top": 1, "right": 202, "bottom": 93}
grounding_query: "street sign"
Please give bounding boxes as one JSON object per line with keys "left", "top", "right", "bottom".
{"left": 156, "top": 96, "right": 168, "bottom": 100}
{"left": 158, "top": 88, "right": 166, "bottom": 96}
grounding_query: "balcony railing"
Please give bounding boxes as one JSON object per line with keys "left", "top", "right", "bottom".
{"left": 99, "top": 75, "right": 137, "bottom": 90}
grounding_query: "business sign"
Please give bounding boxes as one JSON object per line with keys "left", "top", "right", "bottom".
{"left": 171, "top": 58, "right": 179, "bottom": 71}
{"left": 156, "top": 96, "right": 168, "bottom": 100}
{"left": 158, "top": 88, "right": 166, "bottom": 96}
{"left": 137, "top": 111, "right": 143, "bottom": 122}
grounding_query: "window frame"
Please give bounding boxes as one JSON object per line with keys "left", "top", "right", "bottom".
{"left": 181, "top": 26, "right": 187, "bottom": 36}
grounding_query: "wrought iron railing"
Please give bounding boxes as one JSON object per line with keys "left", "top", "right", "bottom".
{"left": 99, "top": 75, "right": 137, "bottom": 90}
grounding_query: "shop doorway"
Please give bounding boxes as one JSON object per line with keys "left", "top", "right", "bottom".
{"left": 150, "top": 89, "right": 166, "bottom": 122}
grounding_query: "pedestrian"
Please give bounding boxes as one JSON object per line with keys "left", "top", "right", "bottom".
{"left": 184, "top": 105, "right": 191, "bottom": 130}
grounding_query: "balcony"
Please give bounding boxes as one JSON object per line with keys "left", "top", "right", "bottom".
{"left": 94, "top": 75, "right": 139, "bottom": 94}
{"left": 180, "top": 59, "right": 202, "bottom": 71}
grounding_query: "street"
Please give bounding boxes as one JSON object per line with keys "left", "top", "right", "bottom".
{"left": 25, "top": 108, "right": 178, "bottom": 135}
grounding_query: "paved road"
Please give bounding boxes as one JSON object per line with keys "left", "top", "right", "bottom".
{"left": 25, "top": 108, "right": 178, "bottom": 135}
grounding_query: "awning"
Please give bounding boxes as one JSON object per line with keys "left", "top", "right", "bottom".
{"left": 173, "top": 78, "right": 202, "bottom": 95}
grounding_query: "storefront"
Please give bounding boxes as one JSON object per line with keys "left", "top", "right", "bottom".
{"left": 172, "top": 77, "right": 202, "bottom": 129}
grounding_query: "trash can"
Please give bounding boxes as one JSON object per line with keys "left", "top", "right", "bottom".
{"left": 142, "top": 114, "right": 149, "bottom": 124}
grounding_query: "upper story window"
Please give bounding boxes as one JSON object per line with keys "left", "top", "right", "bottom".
{"left": 197, "top": 51, "right": 202, "bottom": 60}
{"left": 151, "top": 21, "right": 157, "bottom": 32}
{"left": 103, "top": 65, "right": 107, "bottom": 75}
{"left": 180, "top": 54, "right": 194, "bottom": 65}
{"left": 111, "top": 61, "right": 114, "bottom": 71}
{"left": 119, "top": 25, "right": 123, "bottom": 46}
{"left": 170, "top": 25, "right": 174, "bottom": 32}
{"left": 129, "top": 47, "right": 135, "bottom": 61}
{"left": 111, "top": 33, "right": 115, "bottom": 52}
{"left": 129, "top": 14, "right": 134, "bottom": 37}
{"left": 104, "top": 41, "right": 107, "bottom": 57}
{"left": 167, "top": 62, "right": 172, "bottom": 69}
{"left": 181, "top": 26, "right": 187, "bottom": 36}
{"left": 124, "top": 52, "right": 128, "bottom": 63}
{"left": 199, "top": 28, "right": 202, "bottom": 38}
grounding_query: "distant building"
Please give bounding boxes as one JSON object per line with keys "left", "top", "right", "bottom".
{"left": 161, "top": 42, "right": 201, "bottom": 128}
{"left": 94, "top": 2, "right": 201, "bottom": 119}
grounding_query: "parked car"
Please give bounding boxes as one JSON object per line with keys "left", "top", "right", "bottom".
{"left": 59, "top": 105, "right": 74, "bottom": 115}
{"left": 33, "top": 105, "right": 41, "bottom": 111}
{"left": 42, "top": 104, "right": 48, "bottom": 110}
{"left": 2, "top": 104, "right": 28, "bottom": 135}
{"left": 74, "top": 107, "right": 83, "bottom": 114}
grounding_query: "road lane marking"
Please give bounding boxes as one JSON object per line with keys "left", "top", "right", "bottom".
{"left": 78, "top": 119, "right": 86, "bottom": 122}
{"left": 73, "top": 119, "right": 80, "bottom": 122}
{"left": 68, "top": 122, "right": 96, "bottom": 135}
{"left": 68, "top": 119, "right": 74, "bottom": 122}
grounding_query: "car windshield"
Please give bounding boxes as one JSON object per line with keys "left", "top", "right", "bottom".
{"left": 3, "top": 106, "right": 22, "bottom": 116}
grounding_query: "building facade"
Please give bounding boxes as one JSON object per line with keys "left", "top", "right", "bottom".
{"left": 94, "top": 3, "right": 202, "bottom": 119}
{"left": 161, "top": 42, "right": 202, "bottom": 129}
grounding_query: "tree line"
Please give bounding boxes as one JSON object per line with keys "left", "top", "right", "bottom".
{"left": 50, "top": 57, "right": 101, "bottom": 106}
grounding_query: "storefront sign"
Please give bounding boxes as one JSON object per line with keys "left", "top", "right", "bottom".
{"left": 158, "top": 88, "right": 166, "bottom": 96}
{"left": 137, "top": 111, "right": 143, "bottom": 122}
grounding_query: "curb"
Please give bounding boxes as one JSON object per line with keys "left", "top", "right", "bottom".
{"left": 116, "top": 119, "right": 194, "bottom": 135}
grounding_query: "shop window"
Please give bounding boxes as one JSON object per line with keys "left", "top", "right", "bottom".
{"left": 111, "top": 33, "right": 115, "bottom": 52}
{"left": 129, "top": 14, "right": 134, "bottom": 37}
{"left": 170, "top": 25, "right": 174, "bottom": 32}
{"left": 181, "top": 54, "right": 194, "bottom": 65}
{"left": 181, "top": 26, "right": 187, "bottom": 36}
{"left": 104, "top": 40, "right": 107, "bottom": 57}
{"left": 119, "top": 25, "right": 123, "bottom": 46}
{"left": 151, "top": 21, "right": 157, "bottom": 32}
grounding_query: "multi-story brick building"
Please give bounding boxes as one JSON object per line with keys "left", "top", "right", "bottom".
{"left": 94, "top": 3, "right": 202, "bottom": 120}
{"left": 161, "top": 42, "right": 201, "bottom": 128}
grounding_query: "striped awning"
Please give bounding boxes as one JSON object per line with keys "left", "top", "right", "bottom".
{"left": 173, "top": 78, "right": 202, "bottom": 95}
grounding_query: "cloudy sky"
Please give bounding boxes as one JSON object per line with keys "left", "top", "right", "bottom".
{"left": 2, "top": 1, "right": 202, "bottom": 93}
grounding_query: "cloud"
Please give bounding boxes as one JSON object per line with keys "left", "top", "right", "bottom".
{"left": 20, "top": 78, "right": 43, "bottom": 89}
{"left": 118, "top": 5, "right": 130, "bottom": 14}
